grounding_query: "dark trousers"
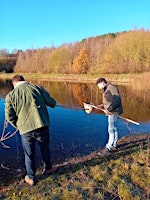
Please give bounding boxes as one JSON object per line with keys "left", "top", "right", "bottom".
{"left": 21, "top": 126, "right": 52, "bottom": 180}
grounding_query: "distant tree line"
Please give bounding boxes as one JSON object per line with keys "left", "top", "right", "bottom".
{"left": 0, "top": 49, "right": 17, "bottom": 73}
{"left": 1, "top": 29, "right": 150, "bottom": 74}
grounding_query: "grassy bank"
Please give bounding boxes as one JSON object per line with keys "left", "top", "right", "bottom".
{"left": 1, "top": 72, "right": 150, "bottom": 85}
{"left": 0, "top": 72, "right": 137, "bottom": 83}
{"left": 1, "top": 133, "right": 149, "bottom": 200}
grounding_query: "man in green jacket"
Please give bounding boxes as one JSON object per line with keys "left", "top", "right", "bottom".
{"left": 5, "top": 75, "right": 57, "bottom": 186}
{"left": 96, "top": 78, "right": 123, "bottom": 154}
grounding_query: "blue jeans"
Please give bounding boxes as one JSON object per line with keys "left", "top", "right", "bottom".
{"left": 106, "top": 115, "right": 118, "bottom": 150}
{"left": 21, "top": 126, "right": 52, "bottom": 180}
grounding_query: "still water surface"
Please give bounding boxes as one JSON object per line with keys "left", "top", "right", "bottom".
{"left": 0, "top": 78, "right": 150, "bottom": 185}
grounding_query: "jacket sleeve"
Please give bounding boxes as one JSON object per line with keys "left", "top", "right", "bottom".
{"left": 5, "top": 94, "right": 18, "bottom": 128}
{"left": 39, "top": 86, "right": 56, "bottom": 108}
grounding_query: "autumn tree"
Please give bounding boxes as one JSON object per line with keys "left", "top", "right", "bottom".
{"left": 99, "top": 29, "right": 150, "bottom": 73}
{"left": 48, "top": 46, "right": 72, "bottom": 73}
{"left": 80, "top": 34, "right": 117, "bottom": 74}
{"left": 0, "top": 49, "right": 9, "bottom": 56}
{"left": 72, "top": 47, "right": 89, "bottom": 74}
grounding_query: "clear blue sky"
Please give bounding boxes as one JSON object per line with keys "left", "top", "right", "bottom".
{"left": 1, "top": 0, "right": 150, "bottom": 52}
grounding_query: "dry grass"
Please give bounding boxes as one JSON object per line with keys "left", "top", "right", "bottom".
{"left": 0, "top": 72, "right": 148, "bottom": 83}
{"left": 1, "top": 133, "right": 149, "bottom": 200}
{"left": 129, "top": 72, "right": 150, "bottom": 89}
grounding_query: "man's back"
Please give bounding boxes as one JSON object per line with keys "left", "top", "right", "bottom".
{"left": 5, "top": 82, "right": 56, "bottom": 134}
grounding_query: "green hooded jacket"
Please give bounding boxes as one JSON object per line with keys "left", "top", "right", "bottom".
{"left": 5, "top": 82, "right": 56, "bottom": 134}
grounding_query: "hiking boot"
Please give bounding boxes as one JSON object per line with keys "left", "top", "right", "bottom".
{"left": 112, "top": 146, "right": 118, "bottom": 151}
{"left": 102, "top": 147, "right": 111, "bottom": 154}
{"left": 98, "top": 147, "right": 111, "bottom": 156}
{"left": 42, "top": 166, "right": 57, "bottom": 175}
{"left": 25, "top": 175, "right": 34, "bottom": 186}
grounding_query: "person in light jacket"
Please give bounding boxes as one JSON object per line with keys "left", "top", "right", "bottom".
{"left": 5, "top": 75, "right": 57, "bottom": 186}
{"left": 96, "top": 78, "right": 123, "bottom": 153}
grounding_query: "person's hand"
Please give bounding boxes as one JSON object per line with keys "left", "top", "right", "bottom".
{"left": 97, "top": 104, "right": 104, "bottom": 109}
{"left": 5, "top": 120, "right": 8, "bottom": 128}
{"left": 103, "top": 109, "right": 110, "bottom": 115}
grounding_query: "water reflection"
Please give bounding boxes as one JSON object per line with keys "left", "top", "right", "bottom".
{"left": 0, "top": 78, "right": 150, "bottom": 122}
{"left": 0, "top": 78, "right": 150, "bottom": 185}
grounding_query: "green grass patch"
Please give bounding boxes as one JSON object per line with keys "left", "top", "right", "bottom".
{"left": 1, "top": 134, "right": 149, "bottom": 200}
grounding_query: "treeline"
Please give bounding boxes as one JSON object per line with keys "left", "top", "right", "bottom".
{"left": 0, "top": 49, "right": 18, "bottom": 72}
{"left": 14, "top": 32, "right": 119, "bottom": 74}
{"left": 1, "top": 29, "right": 150, "bottom": 74}
{"left": 0, "top": 55, "right": 17, "bottom": 73}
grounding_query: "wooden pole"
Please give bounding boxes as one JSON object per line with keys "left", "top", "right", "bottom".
{"left": 83, "top": 103, "right": 140, "bottom": 126}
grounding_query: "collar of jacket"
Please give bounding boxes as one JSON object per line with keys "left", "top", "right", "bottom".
{"left": 103, "top": 82, "right": 110, "bottom": 92}
{"left": 14, "top": 81, "right": 28, "bottom": 89}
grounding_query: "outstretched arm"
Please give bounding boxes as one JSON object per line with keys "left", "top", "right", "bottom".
{"left": 5, "top": 95, "right": 18, "bottom": 128}
{"left": 39, "top": 87, "right": 56, "bottom": 108}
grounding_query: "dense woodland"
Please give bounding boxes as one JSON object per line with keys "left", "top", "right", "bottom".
{"left": 0, "top": 29, "right": 150, "bottom": 74}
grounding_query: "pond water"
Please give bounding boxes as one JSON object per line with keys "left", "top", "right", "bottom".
{"left": 0, "top": 78, "right": 150, "bottom": 185}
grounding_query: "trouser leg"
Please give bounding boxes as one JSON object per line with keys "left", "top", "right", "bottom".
{"left": 21, "top": 133, "right": 35, "bottom": 180}
{"left": 37, "top": 127, "right": 52, "bottom": 170}
{"left": 113, "top": 127, "right": 118, "bottom": 147}
{"left": 106, "top": 115, "right": 118, "bottom": 150}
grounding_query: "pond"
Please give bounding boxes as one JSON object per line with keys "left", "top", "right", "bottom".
{"left": 0, "top": 78, "right": 150, "bottom": 185}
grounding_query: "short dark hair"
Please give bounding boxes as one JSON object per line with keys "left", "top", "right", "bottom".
{"left": 12, "top": 75, "right": 25, "bottom": 82}
{"left": 96, "top": 78, "right": 107, "bottom": 85}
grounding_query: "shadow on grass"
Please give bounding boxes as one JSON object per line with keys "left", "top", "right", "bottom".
{"left": 0, "top": 134, "right": 149, "bottom": 200}
{"left": 36, "top": 134, "right": 149, "bottom": 182}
